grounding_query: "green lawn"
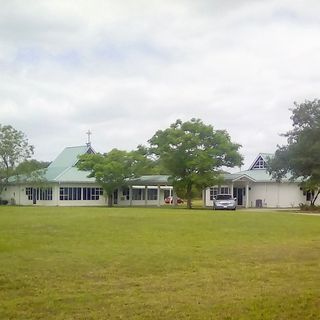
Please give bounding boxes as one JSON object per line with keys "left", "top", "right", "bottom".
{"left": 0, "top": 206, "right": 319, "bottom": 319}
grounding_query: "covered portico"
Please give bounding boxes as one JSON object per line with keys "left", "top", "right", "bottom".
{"left": 225, "top": 174, "right": 257, "bottom": 208}
{"left": 116, "top": 175, "right": 173, "bottom": 207}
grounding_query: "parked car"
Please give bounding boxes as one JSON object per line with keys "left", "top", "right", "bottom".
{"left": 213, "top": 194, "right": 237, "bottom": 210}
{"left": 164, "top": 196, "right": 184, "bottom": 204}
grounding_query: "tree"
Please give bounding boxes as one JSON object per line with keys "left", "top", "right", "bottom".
{"left": 13, "top": 159, "right": 50, "bottom": 187}
{"left": 77, "top": 148, "right": 152, "bottom": 207}
{"left": 0, "top": 124, "right": 34, "bottom": 192}
{"left": 268, "top": 99, "right": 320, "bottom": 205}
{"left": 130, "top": 145, "right": 166, "bottom": 176}
{"left": 148, "top": 118, "right": 243, "bottom": 208}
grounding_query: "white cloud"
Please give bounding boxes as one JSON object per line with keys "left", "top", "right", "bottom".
{"left": 1, "top": 0, "right": 320, "bottom": 170}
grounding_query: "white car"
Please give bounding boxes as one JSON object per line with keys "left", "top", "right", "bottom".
{"left": 213, "top": 194, "right": 237, "bottom": 210}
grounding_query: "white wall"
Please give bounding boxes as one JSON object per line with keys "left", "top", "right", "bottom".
{"left": 248, "top": 182, "right": 305, "bottom": 208}
{"left": 0, "top": 183, "right": 107, "bottom": 206}
{"left": 205, "top": 182, "right": 308, "bottom": 208}
{"left": 1, "top": 184, "right": 168, "bottom": 207}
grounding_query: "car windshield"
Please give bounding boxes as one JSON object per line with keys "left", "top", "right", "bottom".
{"left": 216, "top": 194, "right": 232, "bottom": 200}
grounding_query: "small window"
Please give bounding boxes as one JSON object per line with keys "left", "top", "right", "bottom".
{"left": 147, "top": 189, "right": 158, "bottom": 200}
{"left": 210, "top": 187, "right": 218, "bottom": 200}
{"left": 132, "top": 188, "right": 145, "bottom": 200}
{"left": 122, "top": 188, "right": 130, "bottom": 200}
{"left": 220, "top": 187, "right": 230, "bottom": 194}
{"left": 82, "top": 187, "right": 103, "bottom": 200}
{"left": 306, "top": 190, "right": 314, "bottom": 201}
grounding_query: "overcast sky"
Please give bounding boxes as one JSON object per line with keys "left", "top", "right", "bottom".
{"left": 1, "top": 0, "right": 320, "bottom": 170}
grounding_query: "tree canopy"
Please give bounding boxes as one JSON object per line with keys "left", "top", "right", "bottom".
{"left": 268, "top": 99, "right": 320, "bottom": 205}
{"left": 13, "top": 159, "right": 50, "bottom": 187}
{"left": 0, "top": 124, "right": 34, "bottom": 192}
{"left": 77, "top": 148, "right": 160, "bottom": 206}
{"left": 148, "top": 118, "right": 243, "bottom": 208}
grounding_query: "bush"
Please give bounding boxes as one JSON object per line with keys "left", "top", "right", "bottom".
{"left": 0, "top": 199, "right": 8, "bottom": 205}
{"left": 299, "top": 203, "right": 320, "bottom": 212}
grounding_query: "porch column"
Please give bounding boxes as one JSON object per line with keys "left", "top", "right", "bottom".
{"left": 230, "top": 183, "right": 234, "bottom": 197}
{"left": 245, "top": 182, "right": 249, "bottom": 208}
{"left": 202, "top": 189, "right": 206, "bottom": 207}
{"left": 129, "top": 186, "right": 133, "bottom": 206}
{"left": 144, "top": 186, "right": 148, "bottom": 206}
{"left": 157, "top": 185, "right": 161, "bottom": 207}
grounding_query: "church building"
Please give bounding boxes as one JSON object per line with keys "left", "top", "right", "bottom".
{"left": 1, "top": 144, "right": 173, "bottom": 207}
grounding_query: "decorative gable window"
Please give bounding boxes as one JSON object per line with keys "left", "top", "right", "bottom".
{"left": 251, "top": 156, "right": 267, "bottom": 169}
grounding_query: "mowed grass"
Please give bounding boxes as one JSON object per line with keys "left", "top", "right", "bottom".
{"left": 0, "top": 206, "right": 319, "bottom": 320}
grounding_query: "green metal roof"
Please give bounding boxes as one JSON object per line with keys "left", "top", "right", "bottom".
{"left": 224, "top": 169, "right": 301, "bottom": 183}
{"left": 54, "top": 167, "right": 96, "bottom": 183}
{"left": 46, "top": 145, "right": 94, "bottom": 182}
{"left": 128, "top": 175, "right": 171, "bottom": 186}
{"left": 8, "top": 145, "right": 94, "bottom": 184}
{"left": 48, "top": 145, "right": 91, "bottom": 169}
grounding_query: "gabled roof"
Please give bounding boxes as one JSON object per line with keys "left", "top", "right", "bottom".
{"left": 224, "top": 169, "right": 274, "bottom": 183}
{"left": 224, "top": 153, "right": 301, "bottom": 183}
{"left": 7, "top": 145, "right": 95, "bottom": 184}
{"left": 45, "top": 145, "right": 94, "bottom": 182}
{"left": 48, "top": 145, "right": 94, "bottom": 169}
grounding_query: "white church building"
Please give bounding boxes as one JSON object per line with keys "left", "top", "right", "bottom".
{"left": 204, "top": 153, "right": 317, "bottom": 208}
{"left": 1, "top": 145, "right": 173, "bottom": 207}
{"left": 1, "top": 147, "right": 317, "bottom": 208}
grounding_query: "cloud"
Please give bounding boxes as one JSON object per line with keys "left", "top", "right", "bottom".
{"left": 1, "top": 0, "right": 320, "bottom": 170}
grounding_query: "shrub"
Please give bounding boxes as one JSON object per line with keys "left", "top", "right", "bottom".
{"left": 299, "top": 203, "right": 320, "bottom": 212}
{"left": 0, "top": 199, "right": 8, "bottom": 205}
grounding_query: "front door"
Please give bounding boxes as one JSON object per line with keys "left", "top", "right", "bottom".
{"left": 233, "top": 188, "right": 243, "bottom": 206}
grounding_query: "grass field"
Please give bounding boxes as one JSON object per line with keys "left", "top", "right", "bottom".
{"left": 0, "top": 206, "right": 319, "bottom": 319}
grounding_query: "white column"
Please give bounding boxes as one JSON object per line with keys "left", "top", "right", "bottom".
{"left": 144, "top": 186, "right": 148, "bottom": 206}
{"left": 202, "top": 189, "right": 206, "bottom": 207}
{"left": 57, "top": 184, "right": 59, "bottom": 206}
{"left": 18, "top": 184, "right": 21, "bottom": 205}
{"left": 230, "top": 183, "right": 234, "bottom": 197}
{"left": 157, "top": 185, "right": 161, "bottom": 207}
{"left": 129, "top": 186, "right": 133, "bottom": 206}
{"left": 245, "top": 182, "right": 249, "bottom": 208}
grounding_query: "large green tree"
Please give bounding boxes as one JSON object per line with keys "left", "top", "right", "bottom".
{"left": 0, "top": 124, "right": 34, "bottom": 192}
{"left": 13, "top": 159, "right": 50, "bottom": 187}
{"left": 148, "top": 118, "right": 243, "bottom": 208}
{"left": 77, "top": 148, "right": 158, "bottom": 206}
{"left": 268, "top": 99, "right": 320, "bottom": 205}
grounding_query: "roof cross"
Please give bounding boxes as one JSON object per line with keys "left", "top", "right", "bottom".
{"left": 86, "top": 130, "right": 92, "bottom": 147}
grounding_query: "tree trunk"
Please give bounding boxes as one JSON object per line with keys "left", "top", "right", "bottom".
{"left": 311, "top": 190, "right": 320, "bottom": 206}
{"left": 107, "top": 193, "right": 113, "bottom": 207}
{"left": 186, "top": 183, "right": 192, "bottom": 209}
